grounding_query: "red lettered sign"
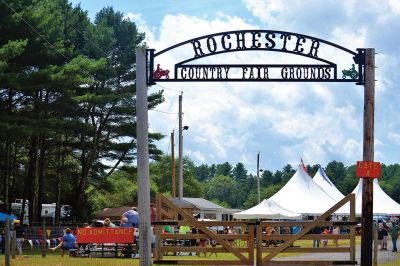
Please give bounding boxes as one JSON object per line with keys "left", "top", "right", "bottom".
{"left": 76, "top": 227, "right": 134, "bottom": 244}
{"left": 356, "top": 161, "right": 381, "bottom": 178}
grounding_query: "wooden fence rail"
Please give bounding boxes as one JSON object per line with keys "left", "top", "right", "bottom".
{"left": 154, "top": 193, "right": 357, "bottom": 265}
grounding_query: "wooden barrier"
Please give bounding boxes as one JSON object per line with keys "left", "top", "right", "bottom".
{"left": 154, "top": 193, "right": 357, "bottom": 265}
{"left": 257, "top": 193, "right": 357, "bottom": 265}
{"left": 154, "top": 193, "right": 254, "bottom": 265}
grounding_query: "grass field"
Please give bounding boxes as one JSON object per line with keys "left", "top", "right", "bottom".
{"left": 1, "top": 236, "right": 399, "bottom": 266}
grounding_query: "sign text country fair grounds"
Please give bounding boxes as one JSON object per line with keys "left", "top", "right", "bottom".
{"left": 356, "top": 161, "right": 381, "bottom": 178}
{"left": 146, "top": 30, "right": 366, "bottom": 84}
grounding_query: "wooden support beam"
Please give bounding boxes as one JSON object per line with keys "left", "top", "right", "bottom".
{"left": 159, "top": 194, "right": 249, "bottom": 264}
{"left": 160, "top": 233, "right": 247, "bottom": 240}
{"left": 262, "top": 193, "right": 354, "bottom": 262}
{"left": 349, "top": 193, "right": 356, "bottom": 262}
{"left": 154, "top": 259, "right": 248, "bottom": 265}
{"left": 155, "top": 193, "right": 162, "bottom": 261}
{"left": 261, "top": 247, "right": 350, "bottom": 253}
{"left": 248, "top": 224, "right": 254, "bottom": 265}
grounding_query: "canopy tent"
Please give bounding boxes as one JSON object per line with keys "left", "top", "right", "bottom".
{"left": 336, "top": 179, "right": 400, "bottom": 215}
{"left": 268, "top": 165, "right": 337, "bottom": 215}
{"left": 313, "top": 166, "right": 345, "bottom": 202}
{"left": 0, "top": 212, "right": 16, "bottom": 222}
{"left": 233, "top": 199, "right": 301, "bottom": 220}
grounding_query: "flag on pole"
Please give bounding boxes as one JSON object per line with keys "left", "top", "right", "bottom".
{"left": 301, "top": 158, "right": 308, "bottom": 174}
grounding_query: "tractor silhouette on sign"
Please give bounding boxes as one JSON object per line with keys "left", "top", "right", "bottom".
{"left": 153, "top": 64, "right": 170, "bottom": 79}
{"left": 342, "top": 64, "right": 358, "bottom": 79}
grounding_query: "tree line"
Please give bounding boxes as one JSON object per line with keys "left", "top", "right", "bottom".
{"left": 0, "top": 0, "right": 163, "bottom": 223}
{"left": 94, "top": 156, "right": 400, "bottom": 215}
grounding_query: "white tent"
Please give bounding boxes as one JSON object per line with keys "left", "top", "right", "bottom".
{"left": 313, "top": 166, "right": 345, "bottom": 202}
{"left": 233, "top": 199, "right": 302, "bottom": 220}
{"left": 336, "top": 179, "right": 400, "bottom": 215}
{"left": 268, "top": 165, "right": 337, "bottom": 215}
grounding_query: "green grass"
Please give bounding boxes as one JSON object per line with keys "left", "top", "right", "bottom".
{"left": 3, "top": 236, "right": 397, "bottom": 266}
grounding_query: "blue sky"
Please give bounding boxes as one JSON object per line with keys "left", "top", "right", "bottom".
{"left": 70, "top": 0, "right": 400, "bottom": 173}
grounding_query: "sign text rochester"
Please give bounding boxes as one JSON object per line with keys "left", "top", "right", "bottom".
{"left": 147, "top": 30, "right": 364, "bottom": 84}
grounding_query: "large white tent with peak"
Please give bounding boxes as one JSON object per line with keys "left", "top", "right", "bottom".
{"left": 233, "top": 199, "right": 301, "bottom": 220}
{"left": 313, "top": 166, "right": 345, "bottom": 202}
{"left": 268, "top": 165, "right": 337, "bottom": 215}
{"left": 336, "top": 179, "right": 400, "bottom": 215}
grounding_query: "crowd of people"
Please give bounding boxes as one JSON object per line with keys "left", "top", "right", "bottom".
{"left": 2, "top": 206, "right": 400, "bottom": 259}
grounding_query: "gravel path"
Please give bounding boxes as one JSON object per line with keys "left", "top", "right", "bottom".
{"left": 271, "top": 241, "right": 400, "bottom": 265}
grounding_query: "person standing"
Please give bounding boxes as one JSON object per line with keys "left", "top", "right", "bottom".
{"left": 332, "top": 226, "right": 340, "bottom": 247}
{"left": 121, "top": 207, "right": 139, "bottom": 228}
{"left": 13, "top": 220, "right": 25, "bottom": 255}
{"left": 150, "top": 203, "right": 156, "bottom": 224}
{"left": 390, "top": 222, "right": 400, "bottom": 252}
{"left": 378, "top": 224, "right": 385, "bottom": 250}
{"left": 382, "top": 222, "right": 389, "bottom": 250}
{"left": 312, "top": 226, "right": 322, "bottom": 248}
{"left": 322, "top": 228, "right": 330, "bottom": 247}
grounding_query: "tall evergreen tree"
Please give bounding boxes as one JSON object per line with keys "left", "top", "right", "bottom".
{"left": 216, "top": 162, "right": 233, "bottom": 177}
{"left": 232, "top": 162, "right": 247, "bottom": 180}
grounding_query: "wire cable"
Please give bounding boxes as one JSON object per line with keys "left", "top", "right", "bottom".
{"left": 1, "top": 0, "right": 71, "bottom": 62}
{"left": 154, "top": 84, "right": 182, "bottom": 93}
{"left": 150, "top": 109, "right": 179, "bottom": 115}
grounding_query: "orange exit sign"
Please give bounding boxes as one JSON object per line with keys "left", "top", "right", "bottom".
{"left": 356, "top": 161, "right": 381, "bottom": 178}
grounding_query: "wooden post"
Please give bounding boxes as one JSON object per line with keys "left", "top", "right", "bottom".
{"left": 5, "top": 218, "right": 11, "bottom": 266}
{"left": 256, "top": 223, "right": 263, "bottom": 265}
{"left": 373, "top": 222, "right": 378, "bottom": 266}
{"left": 257, "top": 153, "right": 260, "bottom": 204}
{"left": 349, "top": 193, "right": 356, "bottom": 261}
{"left": 11, "top": 222, "right": 16, "bottom": 259}
{"left": 171, "top": 131, "right": 176, "bottom": 197}
{"left": 178, "top": 93, "right": 183, "bottom": 199}
{"left": 155, "top": 193, "right": 163, "bottom": 260}
{"left": 361, "top": 48, "right": 375, "bottom": 266}
{"left": 136, "top": 47, "right": 152, "bottom": 266}
{"left": 42, "top": 220, "right": 46, "bottom": 257}
{"left": 248, "top": 224, "right": 254, "bottom": 265}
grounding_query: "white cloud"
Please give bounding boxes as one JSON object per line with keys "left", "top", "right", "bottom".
{"left": 388, "top": 132, "right": 400, "bottom": 145}
{"left": 186, "top": 149, "right": 206, "bottom": 162}
{"left": 341, "top": 138, "right": 362, "bottom": 160}
{"left": 137, "top": 1, "right": 400, "bottom": 171}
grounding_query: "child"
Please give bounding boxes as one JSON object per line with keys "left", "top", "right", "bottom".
{"left": 322, "top": 228, "right": 330, "bottom": 247}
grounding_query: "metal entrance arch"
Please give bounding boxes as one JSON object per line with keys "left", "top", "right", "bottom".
{"left": 136, "top": 29, "right": 375, "bottom": 266}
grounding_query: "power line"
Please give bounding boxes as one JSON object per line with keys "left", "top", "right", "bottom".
{"left": 150, "top": 109, "right": 179, "bottom": 115}
{"left": 2, "top": 0, "right": 71, "bottom": 62}
{"left": 154, "top": 84, "right": 182, "bottom": 93}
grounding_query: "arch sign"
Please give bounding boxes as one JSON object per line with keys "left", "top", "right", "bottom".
{"left": 146, "top": 29, "right": 365, "bottom": 85}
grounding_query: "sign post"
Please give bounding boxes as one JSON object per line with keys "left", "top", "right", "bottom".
{"left": 137, "top": 29, "right": 374, "bottom": 265}
{"left": 136, "top": 46, "right": 152, "bottom": 266}
{"left": 360, "top": 48, "right": 375, "bottom": 266}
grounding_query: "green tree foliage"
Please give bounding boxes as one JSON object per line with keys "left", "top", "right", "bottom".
{"left": 306, "top": 164, "right": 319, "bottom": 177}
{"left": 150, "top": 155, "right": 202, "bottom": 198}
{"left": 232, "top": 162, "right": 248, "bottom": 180}
{"left": 0, "top": 1, "right": 164, "bottom": 222}
{"left": 193, "top": 164, "right": 210, "bottom": 182}
{"left": 203, "top": 175, "right": 238, "bottom": 208}
{"left": 216, "top": 162, "right": 233, "bottom": 177}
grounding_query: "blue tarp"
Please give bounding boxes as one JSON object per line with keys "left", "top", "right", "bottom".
{"left": 0, "top": 212, "right": 16, "bottom": 222}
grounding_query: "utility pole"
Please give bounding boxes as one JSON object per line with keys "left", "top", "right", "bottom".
{"left": 136, "top": 47, "right": 151, "bottom": 266}
{"left": 360, "top": 48, "right": 375, "bottom": 266}
{"left": 257, "top": 152, "right": 260, "bottom": 204}
{"left": 178, "top": 93, "right": 183, "bottom": 199}
{"left": 171, "top": 130, "right": 176, "bottom": 197}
